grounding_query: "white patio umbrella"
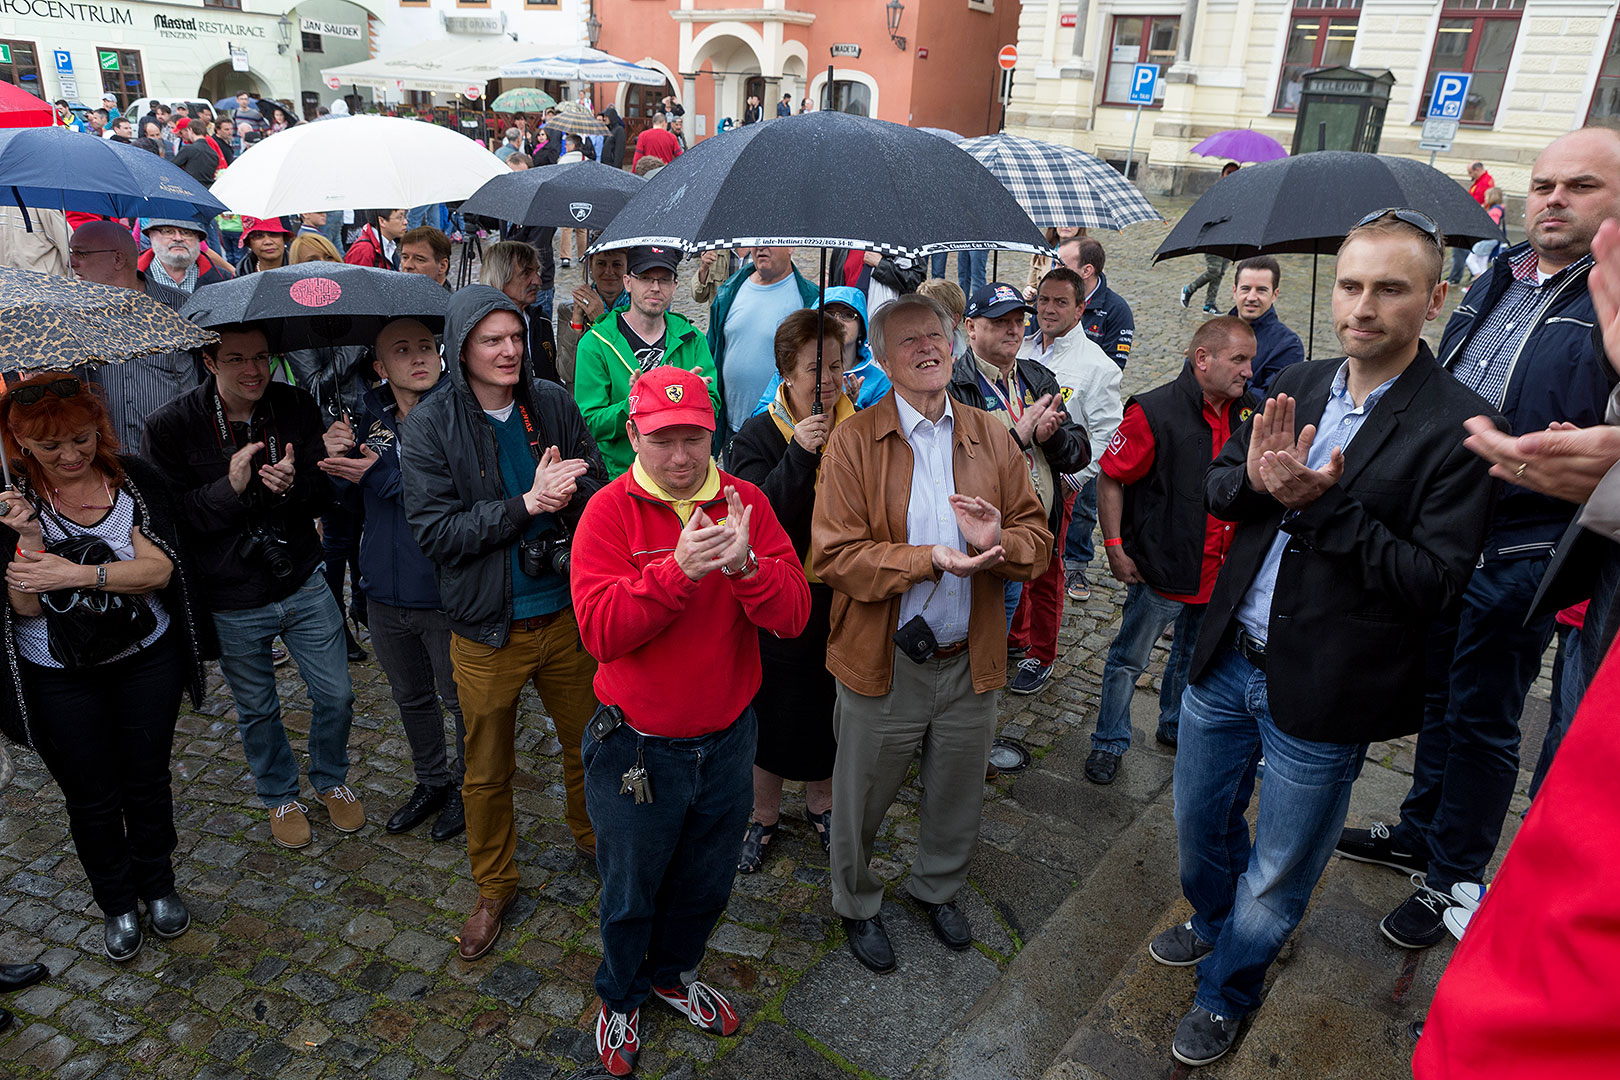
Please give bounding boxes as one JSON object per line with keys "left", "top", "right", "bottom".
{"left": 208, "top": 116, "right": 508, "bottom": 218}
{"left": 499, "top": 48, "right": 667, "bottom": 86}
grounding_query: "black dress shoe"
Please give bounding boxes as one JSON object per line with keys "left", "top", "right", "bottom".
{"left": 913, "top": 897, "right": 972, "bottom": 951}
{"left": 146, "top": 891, "right": 190, "bottom": 939}
{"left": 386, "top": 783, "right": 449, "bottom": 835}
{"left": 842, "top": 915, "right": 895, "bottom": 973}
{"left": 0, "top": 962, "right": 47, "bottom": 994}
{"left": 103, "top": 911, "right": 142, "bottom": 963}
{"left": 431, "top": 789, "right": 466, "bottom": 842}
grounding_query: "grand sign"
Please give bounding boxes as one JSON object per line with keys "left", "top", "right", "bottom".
{"left": 153, "top": 12, "right": 266, "bottom": 39}
{"left": 0, "top": 0, "right": 131, "bottom": 23}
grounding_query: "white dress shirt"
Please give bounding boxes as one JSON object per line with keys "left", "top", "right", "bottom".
{"left": 895, "top": 392, "right": 972, "bottom": 645}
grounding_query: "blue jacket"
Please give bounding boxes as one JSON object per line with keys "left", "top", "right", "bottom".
{"left": 1082, "top": 272, "right": 1135, "bottom": 368}
{"left": 750, "top": 285, "right": 892, "bottom": 415}
{"left": 1232, "top": 305, "right": 1305, "bottom": 398}
{"left": 337, "top": 378, "right": 453, "bottom": 609}
{"left": 1437, "top": 243, "right": 1613, "bottom": 557}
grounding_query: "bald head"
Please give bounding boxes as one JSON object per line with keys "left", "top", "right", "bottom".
{"left": 69, "top": 220, "right": 140, "bottom": 288}
{"left": 1526, "top": 126, "right": 1620, "bottom": 272}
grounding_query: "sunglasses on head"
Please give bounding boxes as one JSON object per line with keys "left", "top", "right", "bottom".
{"left": 10, "top": 379, "right": 80, "bottom": 408}
{"left": 1352, "top": 207, "right": 1442, "bottom": 247}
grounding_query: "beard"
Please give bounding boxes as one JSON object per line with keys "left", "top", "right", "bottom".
{"left": 156, "top": 245, "right": 197, "bottom": 272}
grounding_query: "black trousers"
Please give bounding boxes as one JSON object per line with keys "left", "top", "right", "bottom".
{"left": 23, "top": 630, "right": 185, "bottom": 917}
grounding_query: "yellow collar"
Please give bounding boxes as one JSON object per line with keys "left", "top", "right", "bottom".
{"left": 632, "top": 457, "right": 722, "bottom": 524}
{"left": 767, "top": 384, "right": 855, "bottom": 443}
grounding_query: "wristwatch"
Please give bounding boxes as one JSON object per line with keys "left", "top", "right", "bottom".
{"left": 721, "top": 546, "right": 757, "bottom": 578}
{"left": 94, "top": 564, "right": 107, "bottom": 590}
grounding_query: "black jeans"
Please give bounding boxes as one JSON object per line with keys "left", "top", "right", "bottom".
{"left": 368, "top": 600, "right": 466, "bottom": 788}
{"left": 23, "top": 630, "right": 185, "bottom": 917}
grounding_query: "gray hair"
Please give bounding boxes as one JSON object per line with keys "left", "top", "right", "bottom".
{"left": 869, "top": 293, "right": 953, "bottom": 363}
{"left": 505, "top": 127, "right": 520, "bottom": 141}
{"left": 480, "top": 240, "right": 539, "bottom": 292}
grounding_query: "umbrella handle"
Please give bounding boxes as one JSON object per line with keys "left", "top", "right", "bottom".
{"left": 0, "top": 432, "right": 13, "bottom": 489}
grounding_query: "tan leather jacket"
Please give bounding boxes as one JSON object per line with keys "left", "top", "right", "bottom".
{"left": 812, "top": 392, "right": 1052, "bottom": 697}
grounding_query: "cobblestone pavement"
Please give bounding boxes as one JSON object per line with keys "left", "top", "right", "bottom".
{"left": 0, "top": 203, "right": 1543, "bottom": 1080}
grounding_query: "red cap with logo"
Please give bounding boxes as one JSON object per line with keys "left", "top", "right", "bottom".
{"left": 628, "top": 366, "right": 714, "bottom": 433}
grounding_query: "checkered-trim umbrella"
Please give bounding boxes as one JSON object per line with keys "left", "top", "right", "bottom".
{"left": 957, "top": 133, "right": 1165, "bottom": 231}
{"left": 591, "top": 111, "right": 1049, "bottom": 260}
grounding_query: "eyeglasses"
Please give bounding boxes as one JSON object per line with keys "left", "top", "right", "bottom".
{"left": 629, "top": 271, "right": 677, "bottom": 287}
{"left": 215, "top": 353, "right": 272, "bottom": 367}
{"left": 1352, "top": 207, "right": 1442, "bottom": 248}
{"left": 10, "top": 379, "right": 81, "bottom": 407}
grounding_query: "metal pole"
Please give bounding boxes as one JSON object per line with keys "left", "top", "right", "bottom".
{"left": 812, "top": 247, "right": 827, "bottom": 416}
{"left": 1307, "top": 251, "right": 1318, "bottom": 362}
{"left": 1428, "top": 148, "right": 1438, "bottom": 168}
{"left": 1124, "top": 104, "right": 1143, "bottom": 181}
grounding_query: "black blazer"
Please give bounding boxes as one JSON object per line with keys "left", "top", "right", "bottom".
{"left": 1190, "top": 347, "right": 1502, "bottom": 744}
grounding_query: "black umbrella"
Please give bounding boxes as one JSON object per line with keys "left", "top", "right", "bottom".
{"left": 592, "top": 111, "right": 1048, "bottom": 259}
{"left": 459, "top": 161, "right": 645, "bottom": 232}
{"left": 592, "top": 111, "right": 1048, "bottom": 411}
{"left": 180, "top": 264, "right": 451, "bottom": 417}
{"left": 1152, "top": 151, "right": 1499, "bottom": 356}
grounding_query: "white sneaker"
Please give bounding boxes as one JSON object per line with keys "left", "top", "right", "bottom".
{"left": 1450, "top": 881, "right": 1485, "bottom": 911}
{"left": 1443, "top": 905, "right": 1473, "bottom": 941}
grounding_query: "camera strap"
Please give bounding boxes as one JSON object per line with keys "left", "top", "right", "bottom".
{"left": 515, "top": 402, "right": 542, "bottom": 464}
{"left": 212, "top": 392, "right": 281, "bottom": 466}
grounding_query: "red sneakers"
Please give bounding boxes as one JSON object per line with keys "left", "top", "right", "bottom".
{"left": 652, "top": 979, "right": 740, "bottom": 1036}
{"left": 596, "top": 1004, "right": 640, "bottom": 1076}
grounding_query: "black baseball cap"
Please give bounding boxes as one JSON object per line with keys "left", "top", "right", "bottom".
{"left": 964, "top": 282, "right": 1034, "bottom": 319}
{"left": 627, "top": 245, "right": 681, "bottom": 275}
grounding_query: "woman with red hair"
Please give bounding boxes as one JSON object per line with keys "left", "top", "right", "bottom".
{"left": 0, "top": 374, "right": 208, "bottom": 963}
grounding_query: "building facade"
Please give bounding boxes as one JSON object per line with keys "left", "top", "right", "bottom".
{"left": 1006, "top": 0, "right": 1620, "bottom": 196}
{"left": 594, "top": 0, "right": 1022, "bottom": 143}
{"left": 0, "top": 0, "right": 375, "bottom": 115}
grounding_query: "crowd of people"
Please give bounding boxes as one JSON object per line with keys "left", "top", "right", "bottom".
{"left": 1, "top": 92, "right": 1617, "bottom": 1077}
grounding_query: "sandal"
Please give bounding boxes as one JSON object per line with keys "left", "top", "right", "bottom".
{"left": 804, "top": 807, "right": 832, "bottom": 854}
{"left": 737, "top": 820, "right": 779, "bottom": 874}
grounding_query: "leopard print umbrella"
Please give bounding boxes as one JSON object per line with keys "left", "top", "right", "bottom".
{"left": 0, "top": 267, "right": 218, "bottom": 373}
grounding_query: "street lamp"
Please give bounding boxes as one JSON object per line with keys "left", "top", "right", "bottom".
{"left": 885, "top": 0, "right": 906, "bottom": 51}
{"left": 587, "top": 11, "right": 602, "bottom": 48}
{"left": 277, "top": 13, "right": 292, "bottom": 56}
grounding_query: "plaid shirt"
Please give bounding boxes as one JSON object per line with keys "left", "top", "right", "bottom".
{"left": 1453, "top": 247, "right": 1593, "bottom": 408}
{"left": 148, "top": 257, "right": 200, "bottom": 295}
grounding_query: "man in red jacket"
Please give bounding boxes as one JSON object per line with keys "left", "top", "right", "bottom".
{"left": 631, "top": 112, "right": 683, "bottom": 170}
{"left": 571, "top": 366, "right": 809, "bottom": 1077}
{"left": 1448, "top": 161, "right": 1498, "bottom": 284}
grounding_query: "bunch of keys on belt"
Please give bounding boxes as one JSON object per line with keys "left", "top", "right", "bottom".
{"left": 620, "top": 746, "right": 653, "bottom": 804}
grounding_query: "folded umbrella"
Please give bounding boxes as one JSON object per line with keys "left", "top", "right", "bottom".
{"left": 592, "top": 111, "right": 1048, "bottom": 259}
{"left": 207, "top": 116, "right": 507, "bottom": 219}
{"left": 179, "top": 263, "right": 451, "bottom": 352}
{"left": 459, "top": 161, "right": 644, "bottom": 231}
{"left": 0, "top": 126, "right": 228, "bottom": 222}
{"left": 957, "top": 132, "right": 1165, "bottom": 231}
{"left": 1190, "top": 129, "right": 1288, "bottom": 163}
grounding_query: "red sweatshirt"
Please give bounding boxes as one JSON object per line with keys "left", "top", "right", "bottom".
{"left": 571, "top": 465, "right": 810, "bottom": 737}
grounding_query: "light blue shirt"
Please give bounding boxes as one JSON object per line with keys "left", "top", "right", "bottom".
{"left": 894, "top": 393, "right": 972, "bottom": 646}
{"left": 1234, "top": 361, "right": 1399, "bottom": 644}
{"left": 721, "top": 273, "right": 802, "bottom": 433}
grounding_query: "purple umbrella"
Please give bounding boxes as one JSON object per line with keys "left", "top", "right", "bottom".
{"left": 1190, "top": 129, "right": 1288, "bottom": 163}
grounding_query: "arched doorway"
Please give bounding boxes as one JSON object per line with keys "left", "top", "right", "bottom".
{"left": 197, "top": 62, "right": 264, "bottom": 104}
{"left": 689, "top": 32, "right": 764, "bottom": 133}
{"left": 622, "top": 78, "right": 675, "bottom": 145}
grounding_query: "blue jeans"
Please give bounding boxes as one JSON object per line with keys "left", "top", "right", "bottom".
{"left": 1529, "top": 624, "right": 1581, "bottom": 800}
{"left": 956, "top": 250, "right": 987, "bottom": 297}
{"left": 1003, "top": 580, "right": 1022, "bottom": 633}
{"left": 929, "top": 253, "right": 948, "bottom": 279}
{"left": 211, "top": 569, "right": 356, "bottom": 806}
{"left": 407, "top": 204, "right": 444, "bottom": 231}
{"left": 586, "top": 707, "right": 756, "bottom": 1014}
{"left": 1093, "top": 584, "right": 1205, "bottom": 754}
{"left": 1175, "top": 646, "right": 1367, "bottom": 1017}
{"left": 1392, "top": 555, "right": 1555, "bottom": 891}
{"left": 1065, "top": 478, "right": 1097, "bottom": 570}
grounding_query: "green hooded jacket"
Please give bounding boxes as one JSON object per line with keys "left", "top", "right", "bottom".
{"left": 573, "top": 309, "right": 721, "bottom": 477}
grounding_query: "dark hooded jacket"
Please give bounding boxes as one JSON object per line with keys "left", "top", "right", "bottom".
{"left": 399, "top": 286, "right": 606, "bottom": 646}
{"left": 601, "top": 107, "right": 627, "bottom": 169}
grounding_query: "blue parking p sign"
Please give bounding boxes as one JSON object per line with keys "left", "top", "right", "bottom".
{"left": 1129, "top": 63, "right": 1159, "bottom": 105}
{"left": 1429, "top": 72, "right": 1471, "bottom": 120}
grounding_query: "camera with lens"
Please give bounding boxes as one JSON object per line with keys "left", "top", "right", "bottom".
{"left": 519, "top": 528, "right": 572, "bottom": 579}
{"left": 240, "top": 524, "right": 296, "bottom": 582}
{"left": 893, "top": 614, "right": 938, "bottom": 664}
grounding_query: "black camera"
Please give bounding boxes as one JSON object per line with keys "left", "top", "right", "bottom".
{"left": 893, "top": 614, "right": 939, "bottom": 664}
{"left": 519, "top": 532, "right": 572, "bottom": 579}
{"left": 240, "top": 524, "right": 295, "bottom": 581}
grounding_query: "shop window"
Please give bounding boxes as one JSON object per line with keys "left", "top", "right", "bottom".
{"left": 97, "top": 48, "right": 144, "bottom": 112}
{"left": 1102, "top": 16, "right": 1179, "bottom": 106}
{"left": 1418, "top": 0, "right": 1524, "bottom": 126}
{"left": 1274, "top": 0, "right": 1361, "bottom": 113}
{"left": 0, "top": 39, "right": 42, "bottom": 98}
{"left": 203, "top": 0, "right": 243, "bottom": 8}
{"left": 820, "top": 79, "right": 870, "bottom": 116}
{"left": 1587, "top": 15, "right": 1620, "bottom": 128}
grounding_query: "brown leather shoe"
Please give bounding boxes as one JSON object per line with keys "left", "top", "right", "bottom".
{"left": 457, "top": 892, "right": 515, "bottom": 960}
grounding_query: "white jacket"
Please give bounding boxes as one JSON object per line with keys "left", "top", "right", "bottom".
{"left": 1019, "top": 325, "right": 1123, "bottom": 487}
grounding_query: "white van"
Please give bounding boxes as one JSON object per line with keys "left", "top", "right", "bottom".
{"left": 123, "top": 97, "right": 213, "bottom": 122}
